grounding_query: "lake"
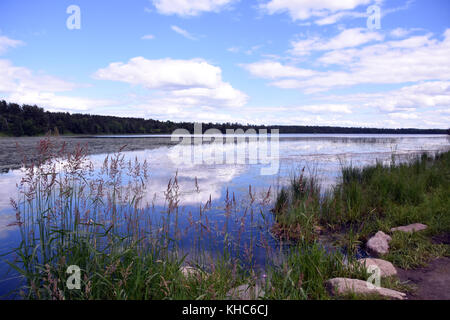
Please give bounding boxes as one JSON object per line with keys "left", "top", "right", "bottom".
{"left": 0, "top": 134, "right": 449, "bottom": 298}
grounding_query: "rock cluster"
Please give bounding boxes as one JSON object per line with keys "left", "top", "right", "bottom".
{"left": 367, "top": 223, "right": 428, "bottom": 256}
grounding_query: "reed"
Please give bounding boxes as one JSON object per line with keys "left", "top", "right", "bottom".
{"left": 6, "top": 137, "right": 259, "bottom": 299}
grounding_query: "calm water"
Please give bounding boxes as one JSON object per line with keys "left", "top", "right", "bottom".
{"left": 0, "top": 134, "right": 449, "bottom": 297}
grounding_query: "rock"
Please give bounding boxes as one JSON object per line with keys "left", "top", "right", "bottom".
{"left": 358, "top": 258, "right": 397, "bottom": 277}
{"left": 180, "top": 266, "right": 204, "bottom": 278}
{"left": 326, "top": 278, "right": 406, "bottom": 300}
{"left": 367, "top": 231, "right": 392, "bottom": 256}
{"left": 226, "top": 284, "right": 265, "bottom": 300}
{"left": 391, "top": 223, "right": 428, "bottom": 233}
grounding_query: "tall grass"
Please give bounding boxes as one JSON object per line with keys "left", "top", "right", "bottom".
{"left": 6, "top": 138, "right": 260, "bottom": 299}
{"left": 271, "top": 168, "right": 321, "bottom": 242}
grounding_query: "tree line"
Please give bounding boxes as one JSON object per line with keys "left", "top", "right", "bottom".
{"left": 0, "top": 100, "right": 448, "bottom": 137}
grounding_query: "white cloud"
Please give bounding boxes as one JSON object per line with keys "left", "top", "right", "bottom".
{"left": 390, "top": 28, "right": 410, "bottom": 38}
{"left": 171, "top": 25, "right": 197, "bottom": 40}
{"left": 309, "top": 31, "right": 450, "bottom": 91}
{"left": 261, "top": 0, "right": 372, "bottom": 21}
{"left": 360, "top": 81, "right": 450, "bottom": 112}
{"left": 0, "top": 35, "right": 24, "bottom": 54}
{"left": 141, "top": 34, "right": 155, "bottom": 40}
{"left": 252, "top": 29, "right": 450, "bottom": 93}
{"left": 171, "top": 83, "right": 248, "bottom": 107}
{"left": 227, "top": 45, "right": 264, "bottom": 55}
{"left": 314, "top": 10, "right": 366, "bottom": 25}
{"left": 319, "top": 81, "right": 450, "bottom": 116}
{"left": 94, "top": 57, "right": 223, "bottom": 90}
{"left": 152, "top": 0, "right": 235, "bottom": 16}
{"left": 242, "top": 61, "right": 315, "bottom": 79}
{"left": 290, "top": 28, "right": 384, "bottom": 56}
{"left": 0, "top": 59, "right": 76, "bottom": 93}
{"left": 7, "top": 91, "right": 113, "bottom": 112}
{"left": 93, "top": 57, "right": 248, "bottom": 113}
{"left": 388, "top": 112, "right": 419, "bottom": 120}
{"left": 0, "top": 59, "right": 113, "bottom": 112}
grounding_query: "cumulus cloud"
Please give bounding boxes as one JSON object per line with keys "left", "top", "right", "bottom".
{"left": 261, "top": 0, "right": 372, "bottom": 21}
{"left": 94, "top": 57, "right": 224, "bottom": 90}
{"left": 93, "top": 57, "right": 248, "bottom": 114}
{"left": 152, "top": 0, "right": 235, "bottom": 16}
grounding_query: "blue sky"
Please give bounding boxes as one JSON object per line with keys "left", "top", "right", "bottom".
{"left": 0, "top": 0, "right": 449, "bottom": 128}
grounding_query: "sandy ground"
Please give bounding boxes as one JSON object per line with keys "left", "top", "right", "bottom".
{"left": 398, "top": 257, "right": 450, "bottom": 300}
{"left": 0, "top": 135, "right": 178, "bottom": 172}
{"left": 397, "top": 233, "right": 450, "bottom": 300}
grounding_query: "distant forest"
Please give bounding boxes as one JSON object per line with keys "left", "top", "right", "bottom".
{"left": 0, "top": 100, "right": 448, "bottom": 136}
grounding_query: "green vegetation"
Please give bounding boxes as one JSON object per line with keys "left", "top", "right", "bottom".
{"left": 274, "top": 151, "right": 450, "bottom": 270}
{"left": 265, "top": 242, "right": 368, "bottom": 300}
{"left": 271, "top": 169, "right": 321, "bottom": 242}
{"left": 384, "top": 232, "right": 448, "bottom": 269}
{"left": 1, "top": 100, "right": 447, "bottom": 136}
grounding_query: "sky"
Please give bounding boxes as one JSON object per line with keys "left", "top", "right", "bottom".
{"left": 0, "top": 0, "right": 449, "bottom": 129}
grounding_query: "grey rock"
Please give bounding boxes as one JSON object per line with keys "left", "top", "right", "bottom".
{"left": 391, "top": 223, "right": 428, "bottom": 233}
{"left": 358, "top": 258, "right": 398, "bottom": 277}
{"left": 227, "top": 284, "right": 265, "bottom": 300}
{"left": 326, "top": 278, "right": 406, "bottom": 300}
{"left": 180, "top": 266, "right": 205, "bottom": 278}
{"left": 367, "top": 231, "right": 392, "bottom": 256}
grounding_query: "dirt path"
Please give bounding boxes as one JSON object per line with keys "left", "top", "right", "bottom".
{"left": 397, "top": 257, "right": 450, "bottom": 300}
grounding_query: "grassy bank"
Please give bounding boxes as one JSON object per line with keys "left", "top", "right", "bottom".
{"left": 273, "top": 151, "right": 450, "bottom": 270}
